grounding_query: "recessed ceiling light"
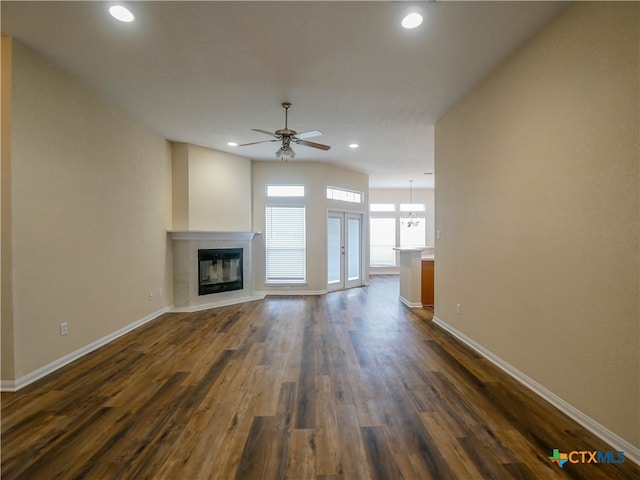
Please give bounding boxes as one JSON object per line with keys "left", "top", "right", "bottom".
{"left": 402, "top": 13, "right": 423, "bottom": 29}
{"left": 349, "top": 143, "right": 359, "bottom": 149}
{"left": 227, "top": 142, "right": 238, "bottom": 147}
{"left": 109, "top": 5, "right": 135, "bottom": 23}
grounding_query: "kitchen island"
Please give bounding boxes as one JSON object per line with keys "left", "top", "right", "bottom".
{"left": 394, "top": 247, "right": 434, "bottom": 307}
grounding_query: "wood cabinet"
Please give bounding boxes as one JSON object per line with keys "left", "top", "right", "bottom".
{"left": 421, "top": 259, "right": 434, "bottom": 306}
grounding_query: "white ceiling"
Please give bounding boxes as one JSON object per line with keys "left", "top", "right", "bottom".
{"left": 1, "top": 1, "right": 567, "bottom": 188}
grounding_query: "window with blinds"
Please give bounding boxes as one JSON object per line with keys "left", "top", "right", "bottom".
{"left": 370, "top": 217, "right": 396, "bottom": 266}
{"left": 265, "top": 206, "right": 306, "bottom": 283}
{"left": 400, "top": 217, "right": 426, "bottom": 247}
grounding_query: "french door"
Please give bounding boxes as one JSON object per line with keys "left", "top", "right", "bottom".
{"left": 327, "top": 211, "right": 362, "bottom": 291}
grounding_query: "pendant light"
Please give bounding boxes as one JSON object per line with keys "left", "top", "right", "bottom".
{"left": 403, "top": 180, "right": 420, "bottom": 228}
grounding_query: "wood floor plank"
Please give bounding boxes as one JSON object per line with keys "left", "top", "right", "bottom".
{"left": 314, "top": 375, "right": 341, "bottom": 477}
{"left": 286, "top": 429, "right": 316, "bottom": 480}
{"left": 295, "top": 314, "right": 316, "bottom": 430}
{"left": 361, "top": 426, "right": 404, "bottom": 480}
{"left": 272, "top": 381, "right": 296, "bottom": 479}
{"left": 334, "top": 404, "right": 372, "bottom": 479}
{"left": 234, "top": 415, "right": 276, "bottom": 480}
{"left": 496, "top": 428, "right": 566, "bottom": 480}
{"left": 419, "top": 411, "right": 487, "bottom": 479}
{"left": 2, "top": 275, "right": 639, "bottom": 480}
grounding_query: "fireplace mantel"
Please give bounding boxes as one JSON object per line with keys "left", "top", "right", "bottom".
{"left": 169, "top": 231, "right": 260, "bottom": 241}
{"left": 169, "top": 231, "right": 263, "bottom": 312}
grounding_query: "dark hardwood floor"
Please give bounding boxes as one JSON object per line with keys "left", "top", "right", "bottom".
{"left": 2, "top": 276, "right": 638, "bottom": 479}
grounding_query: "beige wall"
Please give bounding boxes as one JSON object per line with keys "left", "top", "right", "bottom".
{"left": 1, "top": 36, "right": 15, "bottom": 380}
{"left": 5, "top": 40, "right": 173, "bottom": 379}
{"left": 171, "top": 142, "right": 190, "bottom": 231}
{"left": 435, "top": 2, "right": 639, "bottom": 448}
{"left": 251, "top": 161, "right": 369, "bottom": 292}
{"left": 171, "top": 143, "right": 252, "bottom": 232}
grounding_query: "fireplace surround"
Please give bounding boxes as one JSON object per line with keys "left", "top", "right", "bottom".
{"left": 170, "top": 231, "right": 262, "bottom": 311}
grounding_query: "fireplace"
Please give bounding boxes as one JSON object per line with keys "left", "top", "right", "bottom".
{"left": 198, "top": 248, "right": 243, "bottom": 296}
{"left": 170, "top": 231, "right": 259, "bottom": 311}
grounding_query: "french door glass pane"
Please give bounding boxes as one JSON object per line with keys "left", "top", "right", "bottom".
{"left": 327, "top": 217, "right": 341, "bottom": 284}
{"left": 347, "top": 218, "right": 360, "bottom": 281}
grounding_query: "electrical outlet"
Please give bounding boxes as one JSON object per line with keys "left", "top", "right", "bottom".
{"left": 456, "top": 304, "right": 461, "bottom": 314}
{"left": 149, "top": 291, "right": 153, "bottom": 302}
{"left": 159, "top": 288, "right": 163, "bottom": 298}
{"left": 60, "top": 322, "right": 68, "bottom": 336}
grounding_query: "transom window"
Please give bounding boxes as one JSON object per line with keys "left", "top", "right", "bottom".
{"left": 326, "top": 186, "right": 363, "bottom": 204}
{"left": 400, "top": 203, "right": 425, "bottom": 212}
{"left": 267, "top": 185, "right": 305, "bottom": 197}
{"left": 370, "top": 203, "right": 396, "bottom": 212}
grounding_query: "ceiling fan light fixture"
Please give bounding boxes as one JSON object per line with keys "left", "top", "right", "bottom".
{"left": 276, "top": 145, "right": 295, "bottom": 161}
{"left": 240, "top": 102, "right": 330, "bottom": 159}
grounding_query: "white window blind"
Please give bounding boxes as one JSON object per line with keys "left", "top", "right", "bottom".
{"left": 265, "top": 206, "right": 306, "bottom": 282}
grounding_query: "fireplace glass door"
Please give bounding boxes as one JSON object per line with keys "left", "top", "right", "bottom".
{"left": 198, "top": 248, "right": 243, "bottom": 296}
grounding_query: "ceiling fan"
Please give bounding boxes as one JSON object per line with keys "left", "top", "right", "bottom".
{"left": 238, "top": 102, "right": 331, "bottom": 161}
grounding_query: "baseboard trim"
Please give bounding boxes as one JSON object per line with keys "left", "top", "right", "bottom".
{"left": 369, "top": 268, "right": 399, "bottom": 276}
{"left": 399, "top": 296, "right": 423, "bottom": 308}
{"left": 432, "top": 316, "right": 640, "bottom": 466}
{"left": 0, "top": 380, "right": 16, "bottom": 391}
{"left": 1, "top": 305, "right": 174, "bottom": 392}
{"left": 254, "top": 289, "right": 328, "bottom": 297}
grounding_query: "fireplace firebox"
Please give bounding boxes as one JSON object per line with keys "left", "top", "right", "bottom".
{"left": 198, "top": 248, "right": 243, "bottom": 296}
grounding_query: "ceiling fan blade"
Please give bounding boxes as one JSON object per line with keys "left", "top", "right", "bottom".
{"left": 238, "top": 139, "right": 278, "bottom": 147}
{"left": 295, "top": 130, "right": 323, "bottom": 139}
{"left": 252, "top": 128, "right": 279, "bottom": 138}
{"left": 295, "top": 139, "right": 331, "bottom": 151}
